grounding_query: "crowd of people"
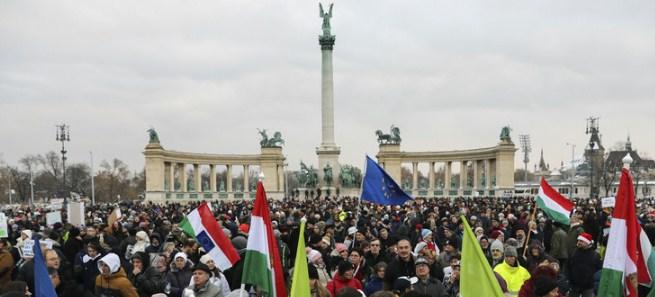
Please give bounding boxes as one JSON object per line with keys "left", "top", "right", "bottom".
{"left": 1, "top": 195, "right": 655, "bottom": 297}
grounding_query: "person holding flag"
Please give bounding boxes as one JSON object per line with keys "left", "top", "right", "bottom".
{"left": 241, "top": 177, "right": 288, "bottom": 297}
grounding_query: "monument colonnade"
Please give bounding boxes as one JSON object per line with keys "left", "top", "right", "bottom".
{"left": 376, "top": 140, "right": 516, "bottom": 197}
{"left": 144, "top": 142, "right": 285, "bottom": 202}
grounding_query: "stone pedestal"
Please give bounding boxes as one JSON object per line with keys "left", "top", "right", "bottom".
{"left": 144, "top": 142, "right": 165, "bottom": 202}
{"left": 261, "top": 146, "right": 286, "bottom": 193}
{"left": 376, "top": 144, "right": 402, "bottom": 184}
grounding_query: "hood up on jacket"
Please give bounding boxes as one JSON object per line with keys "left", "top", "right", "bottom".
{"left": 98, "top": 252, "right": 121, "bottom": 274}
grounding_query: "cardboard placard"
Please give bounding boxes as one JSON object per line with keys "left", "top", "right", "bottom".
{"left": 0, "top": 213, "right": 7, "bottom": 238}
{"left": 601, "top": 197, "right": 616, "bottom": 208}
{"left": 46, "top": 211, "right": 62, "bottom": 226}
{"left": 67, "top": 202, "right": 85, "bottom": 227}
{"left": 22, "top": 239, "right": 34, "bottom": 257}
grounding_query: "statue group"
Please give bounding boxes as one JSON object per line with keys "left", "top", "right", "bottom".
{"left": 297, "top": 161, "right": 319, "bottom": 188}
{"left": 323, "top": 163, "right": 333, "bottom": 186}
{"left": 376, "top": 125, "right": 402, "bottom": 145}
{"left": 499, "top": 126, "right": 512, "bottom": 142}
{"left": 338, "top": 165, "right": 361, "bottom": 187}
{"left": 258, "top": 129, "right": 285, "bottom": 147}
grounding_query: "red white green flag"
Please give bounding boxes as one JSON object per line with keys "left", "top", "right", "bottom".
{"left": 536, "top": 177, "right": 574, "bottom": 225}
{"left": 598, "top": 168, "right": 652, "bottom": 296}
{"left": 241, "top": 181, "right": 287, "bottom": 297}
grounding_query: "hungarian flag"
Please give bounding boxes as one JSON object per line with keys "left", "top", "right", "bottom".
{"left": 241, "top": 181, "right": 287, "bottom": 297}
{"left": 179, "top": 202, "right": 240, "bottom": 271}
{"left": 536, "top": 177, "right": 574, "bottom": 225}
{"left": 598, "top": 168, "right": 653, "bottom": 296}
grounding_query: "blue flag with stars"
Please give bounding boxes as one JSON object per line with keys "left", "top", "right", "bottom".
{"left": 360, "top": 156, "right": 413, "bottom": 205}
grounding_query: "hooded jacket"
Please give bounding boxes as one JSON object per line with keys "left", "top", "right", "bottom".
{"left": 326, "top": 273, "right": 363, "bottom": 297}
{"left": 128, "top": 251, "right": 167, "bottom": 296}
{"left": 493, "top": 259, "right": 531, "bottom": 294}
{"left": 95, "top": 253, "right": 139, "bottom": 297}
{"left": 166, "top": 256, "right": 194, "bottom": 297}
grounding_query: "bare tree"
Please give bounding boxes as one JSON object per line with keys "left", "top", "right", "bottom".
{"left": 601, "top": 156, "right": 620, "bottom": 197}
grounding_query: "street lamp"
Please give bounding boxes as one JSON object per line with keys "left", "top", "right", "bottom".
{"left": 56, "top": 124, "right": 70, "bottom": 208}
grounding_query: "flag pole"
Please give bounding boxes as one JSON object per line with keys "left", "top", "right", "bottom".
{"left": 356, "top": 155, "right": 369, "bottom": 225}
{"left": 522, "top": 195, "right": 539, "bottom": 258}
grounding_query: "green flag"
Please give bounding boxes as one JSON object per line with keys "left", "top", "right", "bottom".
{"left": 290, "top": 219, "right": 311, "bottom": 297}
{"left": 460, "top": 215, "right": 504, "bottom": 297}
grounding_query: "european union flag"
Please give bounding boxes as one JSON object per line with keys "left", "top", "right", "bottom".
{"left": 360, "top": 156, "right": 413, "bottom": 205}
{"left": 33, "top": 239, "right": 57, "bottom": 297}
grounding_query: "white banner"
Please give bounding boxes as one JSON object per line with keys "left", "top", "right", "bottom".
{"left": 68, "top": 202, "right": 85, "bottom": 227}
{"left": 601, "top": 197, "right": 616, "bottom": 208}
{"left": 46, "top": 211, "right": 62, "bottom": 226}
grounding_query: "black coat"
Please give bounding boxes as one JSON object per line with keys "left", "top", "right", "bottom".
{"left": 568, "top": 247, "right": 602, "bottom": 290}
{"left": 166, "top": 261, "right": 193, "bottom": 297}
{"left": 383, "top": 256, "right": 415, "bottom": 289}
{"left": 130, "top": 266, "right": 166, "bottom": 296}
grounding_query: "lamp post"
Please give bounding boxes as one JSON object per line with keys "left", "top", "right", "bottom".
{"left": 589, "top": 141, "right": 595, "bottom": 199}
{"left": 56, "top": 124, "right": 70, "bottom": 208}
{"left": 90, "top": 151, "right": 96, "bottom": 206}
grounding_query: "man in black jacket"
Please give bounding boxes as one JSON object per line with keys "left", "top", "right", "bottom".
{"left": 567, "top": 233, "right": 601, "bottom": 297}
{"left": 384, "top": 239, "right": 415, "bottom": 289}
{"left": 413, "top": 257, "right": 448, "bottom": 297}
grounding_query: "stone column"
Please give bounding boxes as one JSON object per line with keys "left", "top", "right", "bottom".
{"left": 169, "top": 162, "right": 175, "bottom": 192}
{"left": 428, "top": 162, "right": 435, "bottom": 195}
{"left": 412, "top": 162, "right": 418, "bottom": 193}
{"left": 209, "top": 164, "right": 217, "bottom": 192}
{"left": 484, "top": 159, "right": 491, "bottom": 191}
{"left": 459, "top": 161, "right": 467, "bottom": 195}
{"left": 243, "top": 164, "right": 250, "bottom": 193}
{"left": 180, "top": 163, "right": 187, "bottom": 192}
{"left": 194, "top": 164, "right": 201, "bottom": 192}
{"left": 445, "top": 161, "right": 452, "bottom": 194}
{"left": 316, "top": 29, "right": 340, "bottom": 185}
{"left": 277, "top": 165, "right": 284, "bottom": 192}
{"left": 226, "top": 165, "right": 233, "bottom": 192}
{"left": 473, "top": 160, "right": 479, "bottom": 190}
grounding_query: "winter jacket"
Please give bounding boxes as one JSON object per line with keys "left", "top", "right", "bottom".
{"left": 326, "top": 273, "right": 363, "bottom": 297}
{"left": 166, "top": 260, "right": 194, "bottom": 297}
{"left": 568, "top": 247, "right": 601, "bottom": 290}
{"left": 413, "top": 277, "right": 449, "bottom": 297}
{"left": 549, "top": 227, "right": 568, "bottom": 260}
{"left": 75, "top": 250, "right": 104, "bottom": 292}
{"left": 95, "top": 254, "right": 139, "bottom": 297}
{"left": 363, "top": 276, "right": 384, "bottom": 296}
{"left": 493, "top": 260, "right": 531, "bottom": 294}
{"left": 517, "top": 266, "right": 565, "bottom": 297}
{"left": 383, "top": 255, "right": 415, "bottom": 289}
{"left": 182, "top": 281, "right": 222, "bottom": 297}
{"left": 128, "top": 252, "right": 167, "bottom": 297}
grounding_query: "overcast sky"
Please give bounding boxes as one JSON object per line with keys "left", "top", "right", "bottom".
{"left": 1, "top": 1, "right": 654, "bottom": 174}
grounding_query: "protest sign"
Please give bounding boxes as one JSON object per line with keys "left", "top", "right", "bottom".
{"left": 0, "top": 213, "right": 8, "bottom": 238}
{"left": 601, "top": 197, "right": 616, "bottom": 208}
{"left": 68, "top": 202, "right": 85, "bottom": 227}
{"left": 46, "top": 211, "right": 62, "bottom": 226}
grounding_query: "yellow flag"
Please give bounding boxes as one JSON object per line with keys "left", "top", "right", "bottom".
{"left": 290, "top": 220, "right": 311, "bottom": 297}
{"left": 460, "top": 215, "right": 504, "bottom": 297}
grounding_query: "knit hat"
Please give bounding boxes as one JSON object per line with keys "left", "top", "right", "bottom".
{"left": 174, "top": 252, "right": 188, "bottom": 262}
{"left": 504, "top": 246, "right": 518, "bottom": 257}
{"left": 414, "top": 242, "right": 427, "bottom": 255}
{"left": 421, "top": 229, "right": 432, "bottom": 240}
{"left": 239, "top": 224, "right": 249, "bottom": 234}
{"left": 393, "top": 276, "right": 418, "bottom": 292}
{"left": 414, "top": 257, "right": 429, "bottom": 266}
{"left": 534, "top": 276, "right": 559, "bottom": 296}
{"left": 491, "top": 240, "right": 504, "bottom": 252}
{"left": 490, "top": 230, "right": 503, "bottom": 240}
{"left": 307, "top": 249, "right": 322, "bottom": 264}
{"left": 577, "top": 232, "right": 593, "bottom": 245}
{"left": 199, "top": 254, "right": 213, "bottom": 265}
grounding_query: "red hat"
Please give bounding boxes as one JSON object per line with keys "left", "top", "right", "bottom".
{"left": 239, "top": 223, "right": 250, "bottom": 234}
{"left": 577, "top": 232, "right": 593, "bottom": 244}
{"left": 490, "top": 230, "right": 503, "bottom": 240}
